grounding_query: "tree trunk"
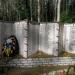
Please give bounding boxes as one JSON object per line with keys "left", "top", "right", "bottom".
{"left": 57, "top": 0, "right": 61, "bottom": 22}
{"left": 38, "top": 0, "right": 40, "bottom": 23}
{"left": 30, "top": 0, "right": 32, "bottom": 21}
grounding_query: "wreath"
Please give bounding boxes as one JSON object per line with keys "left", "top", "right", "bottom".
{"left": 2, "top": 35, "right": 19, "bottom": 57}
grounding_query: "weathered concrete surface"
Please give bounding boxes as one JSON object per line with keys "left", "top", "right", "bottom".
{"left": 0, "top": 21, "right": 28, "bottom": 58}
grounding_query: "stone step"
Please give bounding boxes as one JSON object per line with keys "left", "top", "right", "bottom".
{"left": 4, "top": 57, "right": 75, "bottom": 67}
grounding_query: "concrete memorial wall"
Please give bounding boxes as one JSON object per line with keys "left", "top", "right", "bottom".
{"left": 0, "top": 21, "right": 75, "bottom": 58}
{"left": 63, "top": 24, "right": 75, "bottom": 53}
{"left": 13, "top": 21, "right": 28, "bottom": 58}
{"left": 39, "top": 23, "right": 59, "bottom": 56}
{"left": 0, "top": 22, "right": 14, "bottom": 43}
{"left": 0, "top": 21, "right": 28, "bottom": 58}
{"left": 28, "top": 23, "right": 39, "bottom": 57}
{"left": 0, "top": 22, "right": 14, "bottom": 55}
{"left": 28, "top": 23, "right": 59, "bottom": 57}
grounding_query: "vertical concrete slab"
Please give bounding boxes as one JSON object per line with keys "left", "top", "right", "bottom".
{"left": 14, "top": 21, "right": 28, "bottom": 58}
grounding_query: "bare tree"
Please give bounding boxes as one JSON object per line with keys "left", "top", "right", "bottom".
{"left": 57, "top": 0, "right": 61, "bottom": 22}
{"left": 30, "top": 0, "right": 32, "bottom": 21}
{"left": 38, "top": 0, "right": 40, "bottom": 23}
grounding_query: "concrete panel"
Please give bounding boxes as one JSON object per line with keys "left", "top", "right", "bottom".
{"left": 0, "top": 22, "right": 14, "bottom": 55}
{"left": 39, "top": 23, "right": 59, "bottom": 56}
{"left": 14, "top": 21, "right": 27, "bottom": 58}
{"left": 64, "top": 24, "right": 75, "bottom": 53}
{"left": 28, "top": 23, "right": 39, "bottom": 56}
